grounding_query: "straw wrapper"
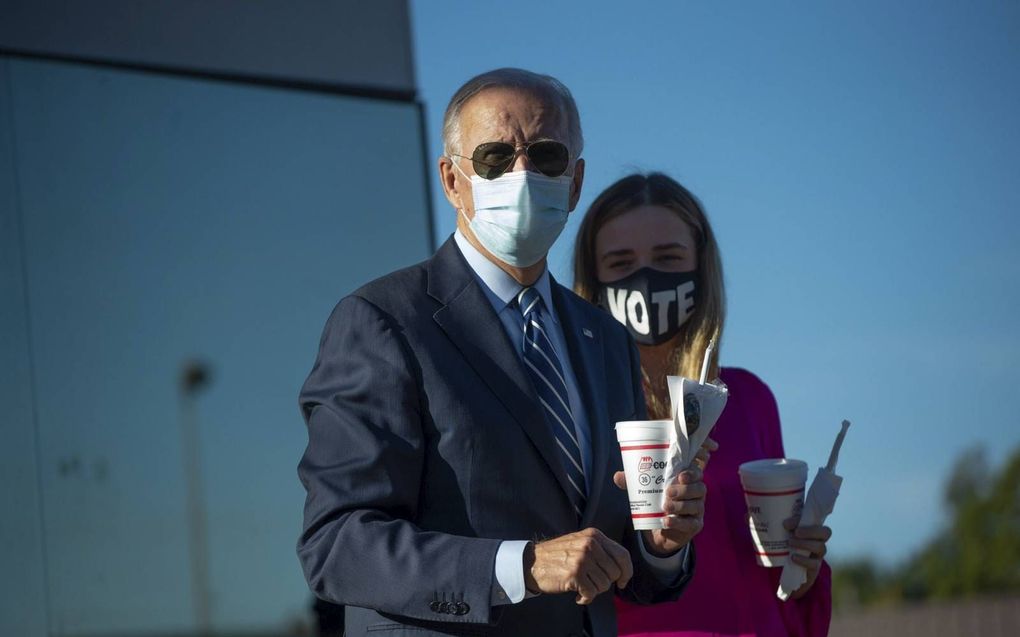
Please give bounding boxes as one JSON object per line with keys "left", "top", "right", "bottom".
{"left": 777, "top": 420, "right": 850, "bottom": 601}
{"left": 662, "top": 375, "right": 728, "bottom": 507}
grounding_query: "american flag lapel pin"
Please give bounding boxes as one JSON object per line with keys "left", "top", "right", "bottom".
{"left": 582, "top": 328, "right": 594, "bottom": 339}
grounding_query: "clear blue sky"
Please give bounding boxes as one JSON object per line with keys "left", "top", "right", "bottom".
{"left": 411, "top": 0, "right": 1020, "bottom": 566}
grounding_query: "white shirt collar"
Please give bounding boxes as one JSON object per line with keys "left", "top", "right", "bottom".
{"left": 453, "top": 230, "right": 558, "bottom": 322}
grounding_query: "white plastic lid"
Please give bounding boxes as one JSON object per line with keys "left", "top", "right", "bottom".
{"left": 738, "top": 458, "right": 808, "bottom": 490}
{"left": 615, "top": 420, "right": 672, "bottom": 443}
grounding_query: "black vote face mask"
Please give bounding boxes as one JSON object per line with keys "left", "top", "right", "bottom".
{"left": 596, "top": 268, "right": 697, "bottom": 345}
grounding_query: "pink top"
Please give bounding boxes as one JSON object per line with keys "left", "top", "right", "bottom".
{"left": 617, "top": 368, "right": 832, "bottom": 637}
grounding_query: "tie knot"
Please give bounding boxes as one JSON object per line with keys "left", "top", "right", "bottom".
{"left": 516, "top": 287, "right": 542, "bottom": 318}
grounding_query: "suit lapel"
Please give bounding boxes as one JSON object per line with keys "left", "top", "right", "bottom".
{"left": 428, "top": 239, "right": 577, "bottom": 509}
{"left": 550, "top": 282, "right": 611, "bottom": 527}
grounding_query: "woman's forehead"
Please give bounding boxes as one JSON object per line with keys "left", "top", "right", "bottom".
{"left": 597, "top": 206, "right": 695, "bottom": 253}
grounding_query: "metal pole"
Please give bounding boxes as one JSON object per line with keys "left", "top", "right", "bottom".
{"left": 179, "top": 361, "right": 212, "bottom": 635}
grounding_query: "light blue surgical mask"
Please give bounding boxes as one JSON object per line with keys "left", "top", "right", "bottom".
{"left": 452, "top": 161, "right": 573, "bottom": 267}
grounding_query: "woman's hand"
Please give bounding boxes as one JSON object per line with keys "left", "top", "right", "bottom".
{"left": 644, "top": 466, "right": 706, "bottom": 555}
{"left": 783, "top": 516, "right": 832, "bottom": 599}
{"left": 694, "top": 437, "right": 719, "bottom": 470}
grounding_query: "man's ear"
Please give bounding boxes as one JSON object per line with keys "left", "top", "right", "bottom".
{"left": 568, "top": 157, "right": 586, "bottom": 212}
{"left": 438, "top": 156, "right": 464, "bottom": 211}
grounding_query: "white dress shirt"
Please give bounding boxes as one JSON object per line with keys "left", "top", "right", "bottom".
{"left": 451, "top": 232, "right": 687, "bottom": 607}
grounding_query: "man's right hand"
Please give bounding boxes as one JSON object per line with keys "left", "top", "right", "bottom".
{"left": 523, "top": 528, "right": 633, "bottom": 605}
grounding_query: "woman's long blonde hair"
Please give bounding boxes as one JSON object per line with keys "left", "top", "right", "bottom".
{"left": 573, "top": 173, "right": 726, "bottom": 414}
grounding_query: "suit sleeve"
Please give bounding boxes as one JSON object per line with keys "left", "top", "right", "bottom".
{"left": 615, "top": 333, "right": 696, "bottom": 605}
{"left": 296, "top": 295, "right": 501, "bottom": 624}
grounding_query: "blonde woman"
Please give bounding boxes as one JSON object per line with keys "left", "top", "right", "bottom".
{"left": 574, "top": 173, "right": 832, "bottom": 636}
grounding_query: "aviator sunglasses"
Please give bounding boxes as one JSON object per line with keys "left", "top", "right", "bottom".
{"left": 450, "top": 140, "right": 571, "bottom": 180}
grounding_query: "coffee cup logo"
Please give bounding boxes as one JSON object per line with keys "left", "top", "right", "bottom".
{"left": 617, "top": 420, "right": 673, "bottom": 530}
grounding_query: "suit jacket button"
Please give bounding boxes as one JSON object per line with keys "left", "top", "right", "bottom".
{"left": 429, "top": 600, "right": 441, "bottom": 613}
{"left": 456, "top": 601, "right": 470, "bottom": 615}
{"left": 440, "top": 601, "right": 453, "bottom": 614}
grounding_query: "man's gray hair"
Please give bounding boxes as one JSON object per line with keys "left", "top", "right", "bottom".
{"left": 441, "top": 68, "right": 584, "bottom": 159}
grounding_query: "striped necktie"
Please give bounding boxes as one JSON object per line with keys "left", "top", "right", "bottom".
{"left": 515, "top": 287, "right": 587, "bottom": 518}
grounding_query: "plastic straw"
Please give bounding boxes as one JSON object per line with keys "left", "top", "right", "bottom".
{"left": 825, "top": 420, "right": 851, "bottom": 472}
{"left": 699, "top": 338, "right": 716, "bottom": 385}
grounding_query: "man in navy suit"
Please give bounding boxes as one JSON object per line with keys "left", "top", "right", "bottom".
{"left": 297, "top": 68, "right": 708, "bottom": 637}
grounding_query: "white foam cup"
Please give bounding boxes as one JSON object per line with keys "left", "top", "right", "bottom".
{"left": 738, "top": 458, "right": 808, "bottom": 567}
{"left": 616, "top": 420, "right": 672, "bottom": 530}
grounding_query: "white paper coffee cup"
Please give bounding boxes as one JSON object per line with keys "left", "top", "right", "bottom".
{"left": 616, "top": 420, "right": 672, "bottom": 530}
{"left": 738, "top": 458, "right": 808, "bottom": 567}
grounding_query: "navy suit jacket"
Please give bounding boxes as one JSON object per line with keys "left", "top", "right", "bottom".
{"left": 297, "top": 237, "right": 694, "bottom": 636}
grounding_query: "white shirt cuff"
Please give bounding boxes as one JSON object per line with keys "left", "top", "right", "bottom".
{"left": 637, "top": 533, "right": 690, "bottom": 584}
{"left": 491, "top": 540, "right": 531, "bottom": 605}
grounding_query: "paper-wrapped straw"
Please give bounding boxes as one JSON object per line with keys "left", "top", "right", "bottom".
{"left": 826, "top": 420, "right": 850, "bottom": 472}
{"left": 659, "top": 338, "right": 727, "bottom": 520}
{"left": 662, "top": 372, "right": 728, "bottom": 514}
{"left": 777, "top": 420, "right": 850, "bottom": 600}
{"left": 698, "top": 338, "right": 716, "bottom": 385}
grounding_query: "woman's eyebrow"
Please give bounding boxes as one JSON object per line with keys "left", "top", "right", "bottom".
{"left": 652, "top": 242, "right": 690, "bottom": 251}
{"left": 600, "top": 248, "right": 634, "bottom": 261}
